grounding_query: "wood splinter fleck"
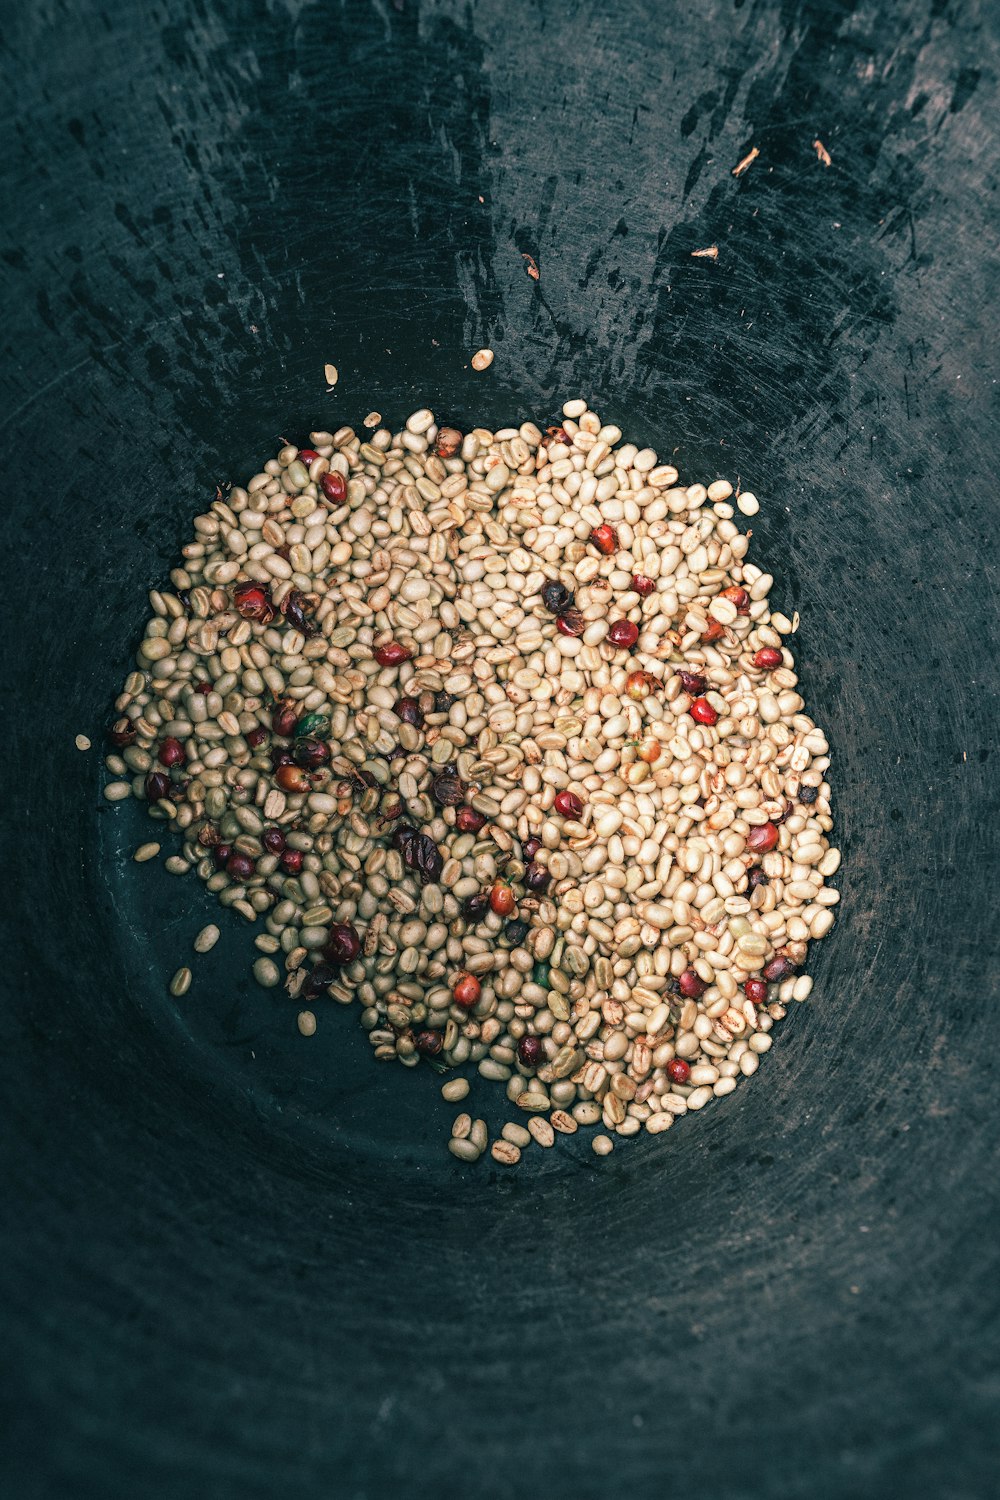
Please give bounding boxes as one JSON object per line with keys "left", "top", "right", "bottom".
{"left": 691, "top": 245, "right": 719, "bottom": 260}
{"left": 732, "top": 146, "right": 759, "bottom": 177}
{"left": 521, "top": 252, "right": 540, "bottom": 281}
{"left": 813, "top": 139, "right": 832, "bottom": 167}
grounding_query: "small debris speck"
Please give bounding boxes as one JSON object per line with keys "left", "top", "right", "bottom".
{"left": 521, "top": 252, "right": 540, "bottom": 281}
{"left": 324, "top": 363, "right": 339, "bottom": 387}
{"left": 471, "top": 348, "right": 494, "bottom": 371}
{"left": 363, "top": 411, "right": 382, "bottom": 428}
{"left": 732, "top": 146, "right": 759, "bottom": 177}
{"left": 813, "top": 139, "right": 832, "bottom": 167}
{"left": 75, "top": 734, "right": 92, "bottom": 751}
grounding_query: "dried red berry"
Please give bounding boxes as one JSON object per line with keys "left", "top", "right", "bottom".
{"left": 553, "top": 789, "right": 584, "bottom": 819}
{"left": 157, "top": 737, "right": 185, "bottom": 768}
{"left": 589, "top": 524, "right": 618, "bottom": 555}
{"left": 489, "top": 881, "right": 516, "bottom": 917}
{"left": 678, "top": 970, "right": 706, "bottom": 999}
{"left": 753, "top": 647, "right": 783, "bottom": 670}
{"left": 744, "top": 978, "right": 769, "bottom": 1004}
{"left": 746, "top": 823, "right": 778, "bottom": 853}
{"left": 556, "top": 609, "right": 585, "bottom": 637}
{"left": 453, "top": 973, "right": 482, "bottom": 1009}
{"left": 689, "top": 698, "right": 718, "bottom": 726}
{"left": 262, "top": 827, "right": 286, "bottom": 854}
{"left": 324, "top": 922, "right": 361, "bottom": 966}
{"left": 233, "top": 581, "right": 276, "bottom": 624}
{"left": 748, "top": 868, "right": 770, "bottom": 890}
{"left": 666, "top": 1058, "right": 691, "bottom": 1084}
{"left": 212, "top": 843, "right": 232, "bottom": 870}
{"left": 522, "top": 837, "right": 541, "bottom": 861}
{"left": 702, "top": 619, "right": 725, "bottom": 642}
{"left": 320, "top": 471, "right": 346, "bottom": 503}
{"left": 226, "top": 851, "right": 256, "bottom": 880}
{"left": 280, "top": 848, "right": 303, "bottom": 875}
{"left": 436, "top": 427, "right": 462, "bottom": 458}
{"left": 297, "top": 449, "right": 320, "bottom": 464}
{"left": 275, "top": 763, "right": 311, "bottom": 793}
{"left": 543, "top": 425, "right": 572, "bottom": 446}
{"left": 625, "top": 671, "right": 655, "bottom": 701}
{"left": 246, "top": 725, "right": 268, "bottom": 749}
{"left": 607, "top": 619, "right": 639, "bottom": 649}
{"left": 722, "top": 585, "right": 750, "bottom": 615}
{"left": 517, "top": 1035, "right": 545, "bottom": 1068}
{"left": 456, "top": 805, "right": 487, "bottom": 834}
{"left": 525, "top": 863, "right": 550, "bottom": 892}
{"left": 374, "top": 641, "right": 411, "bottom": 667}
{"left": 631, "top": 574, "right": 655, "bottom": 597}
{"left": 763, "top": 954, "right": 796, "bottom": 982}
{"left": 678, "top": 671, "right": 706, "bottom": 696}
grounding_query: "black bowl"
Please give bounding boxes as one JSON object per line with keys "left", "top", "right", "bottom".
{"left": 3, "top": 2, "right": 998, "bottom": 1497}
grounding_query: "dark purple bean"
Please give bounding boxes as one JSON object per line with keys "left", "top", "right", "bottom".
{"left": 292, "top": 738, "right": 330, "bottom": 770}
{"left": 395, "top": 696, "right": 423, "bottom": 728}
{"left": 324, "top": 922, "right": 361, "bottom": 965}
{"left": 431, "top": 773, "right": 465, "bottom": 807}
{"left": 414, "top": 1029, "right": 443, "bottom": 1056}
{"left": 464, "top": 890, "right": 490, "bottom": 920}
{"left": 541, "top": 579, "right": 573, "bottom": 614}
{"left": 305, "top": 962, "right": 338, "bottom": 997}
{"left": 144, "top": 771, "right": 171, "bottom": 803}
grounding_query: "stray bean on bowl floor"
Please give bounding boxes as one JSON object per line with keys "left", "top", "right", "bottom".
{"left": 106, "top": 398, "right": 839, "bottom": 1164}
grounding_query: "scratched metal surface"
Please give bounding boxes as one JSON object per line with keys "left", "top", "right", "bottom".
{"left": 1, "top": 0, "right": 998, "bottom": 1496}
